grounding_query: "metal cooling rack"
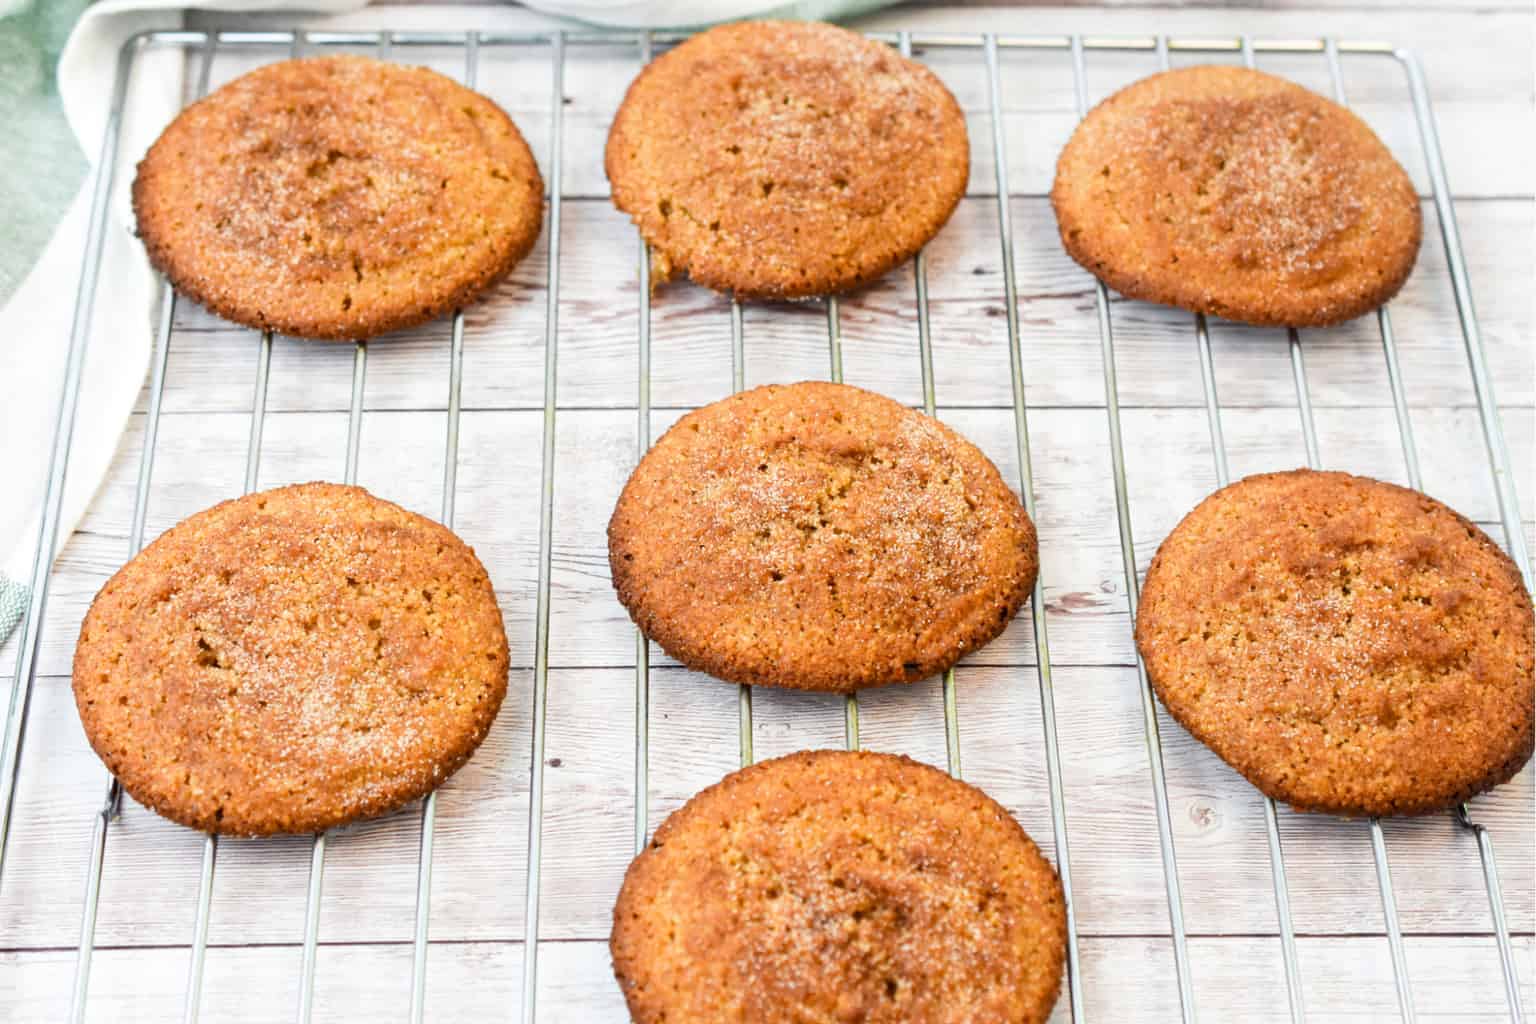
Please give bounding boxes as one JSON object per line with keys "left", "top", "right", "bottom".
{"left": 0, "top": 23, "right": 1528, "bottom": 1024}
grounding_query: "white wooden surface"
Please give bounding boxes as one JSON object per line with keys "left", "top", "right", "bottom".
{"left": 1, "top": 3, "right": 1532, "bottom": 1021}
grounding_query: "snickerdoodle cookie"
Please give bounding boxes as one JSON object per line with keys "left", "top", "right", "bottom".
{"left": 606, "top": 21, "right": 969, "bottom": 299}
{"left": 608, "top": 382, "right": 1036, "bottom": 693}
{"left": 1052, "top": 65, "right": 1420, "bottom": 327}
{"left": 1136, "top": 469, "right": 1534, "bottom": 816}
{"left": 133, "top": 55, "right": 543, "bottom": 340}
{"left": 73, "top": 482, "right": 508, "bottom": 835}
{"left": 611, "top": 750, "right": 1066, "bottom": 1023}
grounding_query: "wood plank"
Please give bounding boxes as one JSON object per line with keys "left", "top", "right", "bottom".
{"left": 2, "top": 935, "right": 1530, "bottom": 1022}
{"left": 116, "top": 196, "right": 1532, "bottom": 415}
{"left": 2, "top": 654, "right": 1529, "bottom": 948}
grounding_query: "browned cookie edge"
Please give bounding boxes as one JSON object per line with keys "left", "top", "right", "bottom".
{"left": 606, "top": 384, "right": 1038, "bottom": 693}
{"left": 132, "top": 59, "right": 544, "bottom": 341}
{"left": 1050, "top": 67, "right": 1421, "bottom": 328}
{"left": 71, "top": 482, "right": 510, "bottom": 835}
{"left": 609, "top": 749, "right": 1067, "bottom": 1024}
{"left": 1134, "top": 469, "right": 1534, "bottom": 816}
{"left": 605, "top": 22, "right": 969, "bottom": 300}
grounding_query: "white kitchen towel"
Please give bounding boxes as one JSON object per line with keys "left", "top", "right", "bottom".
{"left": 0, "top": 0, "right": 895, "bottom": 646}
{"left": 0, "top": 0, "right": 365, "bottom": 645}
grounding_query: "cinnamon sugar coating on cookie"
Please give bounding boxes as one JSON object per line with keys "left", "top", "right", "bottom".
{"left": 611, "top": 750, "right": 1066, "bottom": 1023}
{"left": 1136, "top": 470, "right": 1534, "bottom": 817}
{"left": 1052, "top": 66, "right": 1421, "bottom": 327}
{"left": 605, "top": 21, "right": 969, "bottom": 299}
{"left": 608, "top": 382, "right": 1037, "bottom": 693}
{"left": 72, "top": 483, "right": 509, "bottom": 835}
{"left": 133, "top": 55, "right": 543, "bottom": 340}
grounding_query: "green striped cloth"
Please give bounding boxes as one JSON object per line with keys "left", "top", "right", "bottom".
{"left": 1, "top": 0, "right": 88, "bottom": 303}
{"left": 0, "top": 579, "right": 27, "bottom": 644}
{"left": 1, "top": 0, "right": 89, "bottom": 647}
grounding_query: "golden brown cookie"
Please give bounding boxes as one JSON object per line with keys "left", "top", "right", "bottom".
{"left": 605, "top": 21, "right": 969, "bottom": 299}
{"left": 72, "top": 482, "right": 509, "bottom": 835}
{"left": 133, "top": 55, "right": 544, "bottom": 341}
{"left": 611, "top": 750, "right": 1066, "bottom": 1024}
{"left": 1136, "top": 469, "right": 1534, "bottom": 817}
{"left": 1052, "top": 65, "right": 1421, "bottom": 327}
{"left": 608, "top": 382, "right": 1037, "bottom": 693}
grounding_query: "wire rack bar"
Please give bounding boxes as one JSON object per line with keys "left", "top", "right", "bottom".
{"left": 183, "top": 834, "right": 216, "bottom": 1022}
{"left": 2, "top": 25, "right": 1528, "bottom": 1024}
{"left": 1237, "top": 36, "right": 1423, "bottom": 1021}
{"left": 1409, "top": 52, "right": 1530, "bottom": 1009}
{"left": 174, "top": 42, "right": 227, "bottom": 1022}
{"left": 727, "top": 300, "right": 754, "bottom": 768}
{"left": 1185, "top": 37, "right": 1312, "bottom": 1021}
{"left": 1192, "top": 313, "right": 1308, "bottom": 1024}
{"left": 273, "top": 23, "right": 339, "bottom": 1017}
{"left": 1068, "top": 35, "right": 1196, "bottom": 1022}
{"left": 166, "top": 27, "right": 1410, "bottom": 54}
{"left": 630, "top": 35, "right": 656, "bottom": 862}
{"left": 72, "top": 276, "right": 178, "bottom": 1024}
{"left": 296, "top": 835, "right": 327, "bottom": 1020}
{"left": 1366, "top": 819, "right": 1415, "bottom": 1022}
{"left": 71, "top": 320, "right": 195, "bottom": 1016}
{"left": 0, "top": 31, "right": 146, "bottom": 899}
{"left": 1283, "top": 280, "right": 1425, "bottom": 1024}
{"left": 406, "top": 34, "right": 478, "bottom": 1023}
{"left": 894, "top": 33, "right": 963, "bottom": 780}
{"left": 1245, "top": 35, "right": 1416, "bottom": 1021}
{"left": 826, "top": 298, "right": 845, "bottom": 388}
{"left": 982, "top": 32, "right": 1083, "bottom": 1020}
{"left": 178, "top": 274, "right": 282, "bottom": 1023}
{"left": 519, "top": 30, "right": 565, "bottom": 1024}
{"left": 345, "top": 346, "right": 369, "bottom": 482}
{"left": 63, "top": 37, "right": 226, "bottom": 1020}
{"left": 824, "top": 297, "right": 862, "bottom": 752}
{"left": 296, "top": 334, "right": 368, "bottom": 1022}
{"left": 1455, "top": 803, "right": 1526, "bottom": 1023}
{"left": 1395, "top": 54, "right": 1533, "bottom": 594}
{"left": 409, "top": 305, "right": 467, "bottom": 1022}
{"left": 1400, "top": 104, "right": 1536, "bottom": 1024}
{"left": 729, "top": 300, "right": 745, "bottom": 402}
{"left": 1280, "top": 284, "right": 1417, "bottom": 1024}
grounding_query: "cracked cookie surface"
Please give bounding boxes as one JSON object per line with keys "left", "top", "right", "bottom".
{"left": 1051, "top": 65, "right": 1420, "bottom": 327}
{"left": 1136, "top": 469, "right": 1534, "bottom": 816}
{"left": 133, "top": 55, "right": 543, "bottom": 340}
{"left": 72, "top": 482, "right": 508, "bottom": 835}
{"left": 608, "top": 381, "right": 1037, "bottom": 693}
{"left": 611, "top": 750, "right": 1066, "bottom": 1024}
{"left": 604, "top": 21, "right": 969, "bottom": 299}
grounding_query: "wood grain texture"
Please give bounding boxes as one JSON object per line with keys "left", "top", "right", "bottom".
{"left": 2, "top": 4, "right": 1532, "bottom": 1021}
{"left": 2, "top": 936, "right": 1530, "bottom": 1022}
